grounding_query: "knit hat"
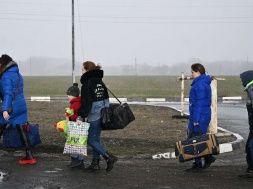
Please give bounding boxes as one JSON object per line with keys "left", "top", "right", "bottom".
{"left": 66, "top": 83, "right": 80, "bottom": 97}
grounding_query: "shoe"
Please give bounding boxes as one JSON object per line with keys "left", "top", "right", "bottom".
{"left": 67, "top": 157, "right": 82, "bottom": 168}
{"left": 185, "top": 162, "right": 202, "bottom": 172}
{"left": 18, "top": 149, "right": 36, "bottom": 165}
{"left": 238, "top": 167, "right": 253, "bottom": 179}
{"left": 69, "top": 158, "right": 84, "bottom": 169}
{"left": 202, "top": 156, "right": 216, "bottom": 169}
{"left": 103, "top": 152, "right": 118, "bottom": 173}
{"left": 85, "top": 159, "right": 100, "bottom": 172}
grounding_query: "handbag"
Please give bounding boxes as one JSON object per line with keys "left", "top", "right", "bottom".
{"left": 100, "top": 82, "right": 135, "bottom": 130}
{"left": 63, "top": 121, "right": 90, "bottom": 156}
{"left": 2, "top": 123, "right": 41, "bottom": 148}
{"left": 0, "top": 73, "right": 20, "bottom": 114}
{"left": 175, "top": 126, "right": 219, "bottom": 162}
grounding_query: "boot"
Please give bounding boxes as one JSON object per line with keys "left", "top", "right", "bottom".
{"left": 0, "top": 124, "right": 7, "bottom": 139}
{"left": 185, "top": 162, "right": 202, "bottom": 172}
{"left": 85, "top": 159, "right": 100, "bottom": 172}
{"left": 202, "top": 155, "right": 216, "bottom": 169}
{"left": 68, "top": 157, "right": 84, "bottom": 169}
{"left": 67, "top": 157, "right": 78, "bottom": 167}
{"left": 17, "top": 124, "right": 36, "bottom": 165}
{"left": 18, "top": 149, "right": 36, "bottom": 165}
{"left": 238, "top": 166, "right": 253, "bottom": 179}
{"left": 103, "top": 152, "right": 118, "bottom": 173}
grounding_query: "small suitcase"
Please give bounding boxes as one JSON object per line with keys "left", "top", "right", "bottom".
{"left": 175, "top": 133, "right": 219, "bottom": 163}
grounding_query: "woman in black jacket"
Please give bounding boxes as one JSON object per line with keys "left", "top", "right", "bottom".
{"left": 77, "top": 61, "right": 117, "bottom": 173}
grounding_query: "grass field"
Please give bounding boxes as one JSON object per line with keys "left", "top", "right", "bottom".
{"left": 23, "top": 76, "right": 245, "bottom": 98}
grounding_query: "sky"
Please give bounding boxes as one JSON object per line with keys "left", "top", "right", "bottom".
{"left": 0, "top": 0, "right": 253, "bottom": 70}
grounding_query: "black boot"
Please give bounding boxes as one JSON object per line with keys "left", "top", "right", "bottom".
{"left": 17, "top": 124, "right": 36, "bottom": 165}
{"left": 202, "top": 155, "right": 216, "bottom": 169}
{"left": 238, "top": 166, "right": 253, "bottom": 179}
{"left": 85, "top": 159, "right": 100, "bottom": 172}
{"left": 103, "top": 152, "right": 118, "bottom": 173}
{"left": 68, "top": 157, "right": 84, "bottom": 169}
{"left": 0, "top": 123, "right": 7, "bottom": 139}
{"left": 185, "top": 162, "right": 202, "bottom": 172}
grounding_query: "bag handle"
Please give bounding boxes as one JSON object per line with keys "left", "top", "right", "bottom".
{"left": 101, "top": 81, "right": 122, "bottom": 104}
{"left": 187, "top": 125, "right": 203, "bottom": 139}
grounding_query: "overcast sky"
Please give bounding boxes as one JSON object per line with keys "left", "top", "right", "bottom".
{"left": 0, "top": 0, "right": 253, "bottom": 68}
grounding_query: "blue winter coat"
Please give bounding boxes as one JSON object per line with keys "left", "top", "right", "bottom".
{"left": 188, "top": 74, "right": 212, "bottom": 134}
{"left": 0, "top": 63, "right": 27, "bottom": 124}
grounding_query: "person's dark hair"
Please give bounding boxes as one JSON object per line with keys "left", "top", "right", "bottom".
{"left": 83, "top": 61, "right": 101, "bottom": 71}
{"left": 0, "top": 54, "right": 13, "bottom": 73}
{"left": 191, "top": 63, "right": 206, "bottom": 75}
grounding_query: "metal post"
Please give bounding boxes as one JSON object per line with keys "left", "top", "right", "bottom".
{"left": 181, "top": 72, "right": 185, "bottom": 116}
{"left": 209, "top": 80, "right": 218, "bottom": 134}
{"left": 72, "top": 0, "right": 75, "bottom": 83}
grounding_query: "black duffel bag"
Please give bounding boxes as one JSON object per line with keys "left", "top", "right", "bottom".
{"left": 101, "top": 103, "right": 135, "bottom": 130}
{"left": 100, "top": 81, "right": 135, "bottom": 130}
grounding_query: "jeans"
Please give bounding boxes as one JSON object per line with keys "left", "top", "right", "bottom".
{"left": 87, "top": 119, "right": 106, "bottom": 160}
{"left": 70, "top": 154, "right": 84, "bottom": 161}
{"left": 246, "top": 132, "right": 253, "bottom": 167}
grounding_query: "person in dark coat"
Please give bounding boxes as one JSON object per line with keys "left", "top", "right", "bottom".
{"left": 76, "top": 61, "right": 118, "bottom": 173}
{"left": 238, "top": 70, "right": 253, "bottom": 179}
{"left": 185, "top": 63, "right": 215, "bottom": 172}
{"left": 0, "top": 54, "right": 36, "bottom": 164}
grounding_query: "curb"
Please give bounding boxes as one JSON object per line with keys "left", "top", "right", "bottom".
{"left": 26, "top": 96, "right": 244, "bottom": 102}
{"left": 152, "top": 113, "right": 245, "bottom": 160}
{"left": 152, "top": 127, "right": 245, "bottom": 160}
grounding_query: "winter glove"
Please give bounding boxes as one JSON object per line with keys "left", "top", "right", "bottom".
{"left": 65, "top": 108, "right": 74, "bottom": 117}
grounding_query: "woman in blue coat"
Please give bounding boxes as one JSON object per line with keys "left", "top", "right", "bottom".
{"left": 0, "top": 54, "right": 36, "bottom": 164}
{"left": 185, "top": 63, "right": 215, "bottom": 172}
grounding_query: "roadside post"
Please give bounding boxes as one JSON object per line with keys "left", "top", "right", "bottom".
{"left": 172, "top": 72, "right": 190, "bottom": 119}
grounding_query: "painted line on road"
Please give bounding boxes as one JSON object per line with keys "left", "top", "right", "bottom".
{"left": 222, "top": 96, "right": 242, "bottom": 100}
{"left": 31, "top": 96, "right": 50, "bottom": 101}
{"left": 146, "top": 98, "right": 166, "bottom": 102}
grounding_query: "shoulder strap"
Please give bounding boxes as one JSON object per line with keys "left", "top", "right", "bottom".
{"left": 101, "top": 81, "right": 121, "bottom": 104}
{"left": 12, "top": 73, "right": 20, "bottom": 101}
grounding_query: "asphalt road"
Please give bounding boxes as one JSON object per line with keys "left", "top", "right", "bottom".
{"left": 0, "top": 101, "right": 252, "bottom": 189}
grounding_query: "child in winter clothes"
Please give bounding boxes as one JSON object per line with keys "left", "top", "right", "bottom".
{"left": 238, "top": 70, "right": 253, "bottom": 179}
{"left": 65, "top": 83, "right": 84, "bottom": 169}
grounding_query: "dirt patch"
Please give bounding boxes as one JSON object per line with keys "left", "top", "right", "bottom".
{"left": 1, "top": 101, "right": 236, "bottom": 155}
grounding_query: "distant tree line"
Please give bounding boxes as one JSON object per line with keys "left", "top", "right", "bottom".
{"left": 18, "top": 56, "right": 252, "bottom": 76}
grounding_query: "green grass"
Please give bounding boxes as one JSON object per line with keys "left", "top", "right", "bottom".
{"left": 23, "top": 76, "right": 245, "bottom": 98}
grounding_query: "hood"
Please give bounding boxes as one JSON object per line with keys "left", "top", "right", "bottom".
{"left": 0, "top": 61, "right": 19, "bottom": 78}
{"left": 240, "top": 70, "right": 253, "bottom": 88}
{"left": 80, "top": 70, "right": 104, "bottom": 84}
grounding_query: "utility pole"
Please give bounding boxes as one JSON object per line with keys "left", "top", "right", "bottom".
{"left": 30, "top": 57, "right": 31, "bottom": 77}
{"left": 247, "top": 56, "right": 249, "bottom": 69}
{"left": 135, "top": 57, "right": 137, "bottom": 76}
{"left": 72, "top": 0, "right": 75, "bottom": 83}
